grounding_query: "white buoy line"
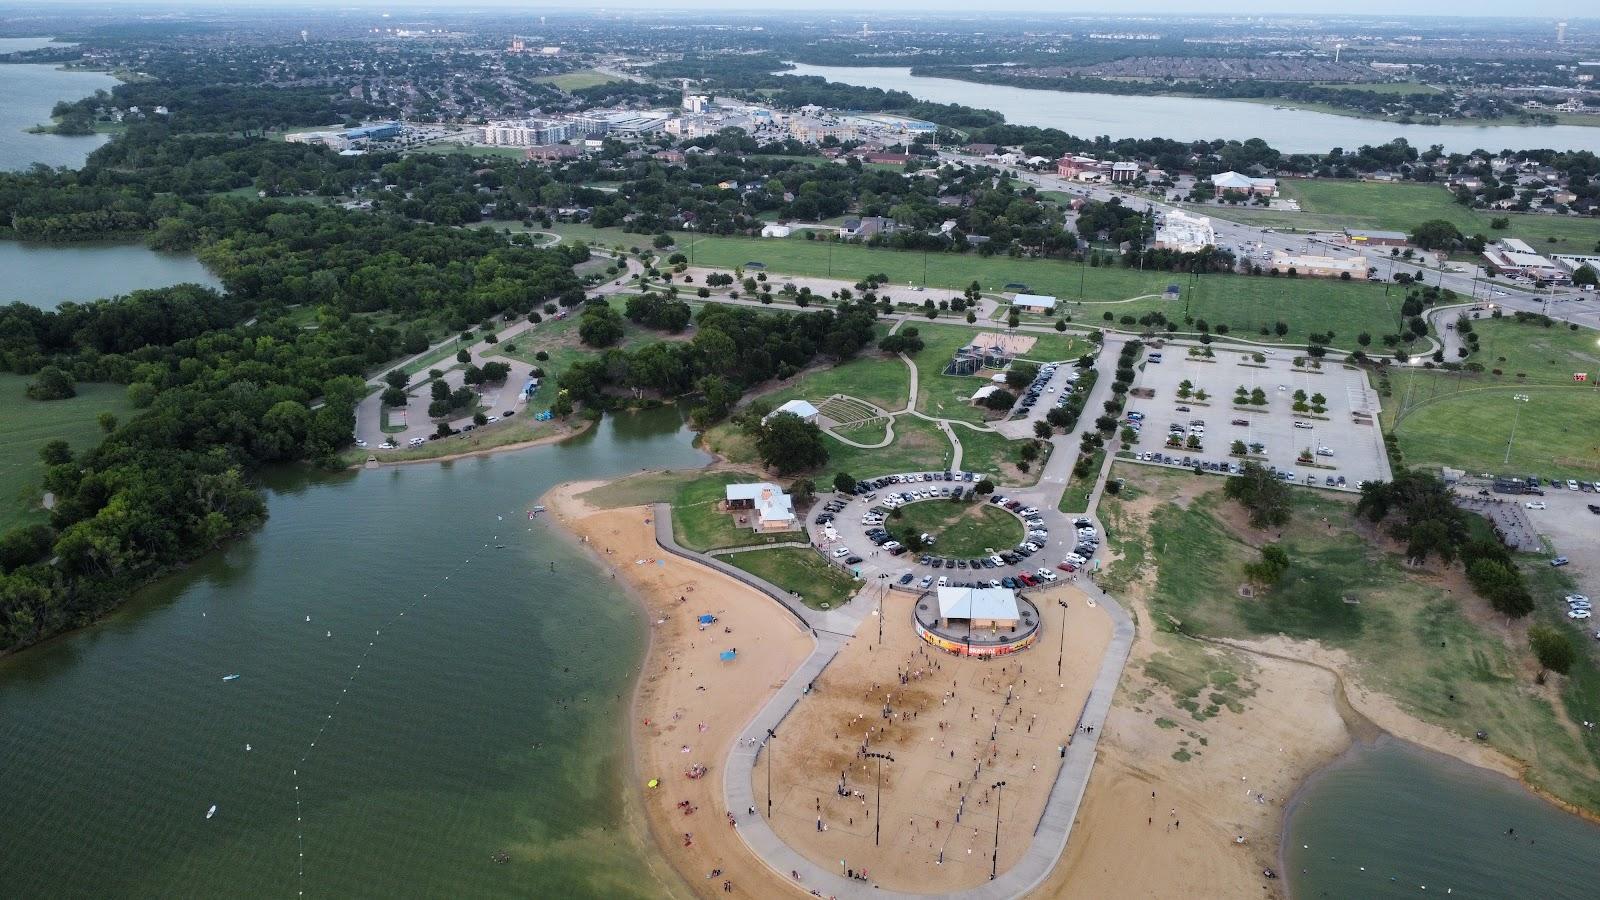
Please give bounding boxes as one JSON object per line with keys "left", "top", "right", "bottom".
{"left": 288, "top": 512, "right": 545, "bottom": 895}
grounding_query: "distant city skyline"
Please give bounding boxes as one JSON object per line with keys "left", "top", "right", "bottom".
{"left": 28, "top": 1, "right": 1600, "bottom": 19}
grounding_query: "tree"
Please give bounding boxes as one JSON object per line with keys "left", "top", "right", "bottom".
{"left": 578, "top": 305, "right": 626, "bottom": 347}
{"left": 38, "top": 440, "right": 73, "bottom": 467}
{"left": 1034, "top": 421, "right": 1054, "bottom": 439}
{"left": 1529, "top": 624, "right": 1576, "bottom": 680}
{"left": 1410, "top": 219, "right": 1463, "bottom": 251}
{"left": 456, "top": 349, "right": 471, "bottom": 364}
{"left": 1223, "top": 462, "right": 1291, "bottom": 528}
{"left": 981, "top": 389, "right": 1016, "bottom": 411}
{"left": 384, "top": 369, "right": 409, "bottom": 390}
{"left": 381, "top": 387, "right": 408, "bottom": 407}
{"left": 790, "top": 478, "right": 816, "bottom": 507}
{"left": 833, "top": 472, "right": 856, "bottom": 494}
{"left": 473, "top": 412, "right": 489, "bottom": 426}
{"left": 1243, "top": 543, "right": 1290, "bottom": 586}
{"left": 974, "top": 479, "right": 995, "bottom": 495}
{"left": 1005, "top": 363, "right": 1040, "bottom": 390}
{"left": 25, "top": 365, "right": 75, "bottom": 401}
{"left": 1572, "top": 264, "right": 1599, "bottom": 288}
{"left": 755, "top": 413, "right": 828, "bottom": 475}
{"left": 96, "top": 412, "right": 118, "bottom": 434}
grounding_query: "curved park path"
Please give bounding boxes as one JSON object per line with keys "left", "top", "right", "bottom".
{"left": 648, "top": 330, "right": 1141, "bottom": 897}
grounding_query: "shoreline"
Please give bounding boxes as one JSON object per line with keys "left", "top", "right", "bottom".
{"left": 542, "top": 479, "right": 811, "bottom": 900}
{"left": 348, "top": 418, "right": 594, "bottom": 469}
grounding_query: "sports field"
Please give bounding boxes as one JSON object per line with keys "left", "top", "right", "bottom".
{"left": 0, "top": 375, "right": 134, "bottom": 532}
{"left": 551, "top": 224, "right": 1419, "bottom": 348}
{"left": 1385, "top": 318, "right": 1600, "bottom": 476}
{"left": 534, "top": 70, "right": 623, "bottom": 91}
{"left": 1195, "top": 180, "right": 1600, "bottom": 253}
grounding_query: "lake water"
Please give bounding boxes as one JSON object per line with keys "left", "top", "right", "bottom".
{"left": 784, "top": 64, "right": 1600, "bottom": 156}
{"left": 0, "top": 406, "right": 710, "bottom": 897}
{"left": 0, "top": 241, "right": 223, "bottom": 309}
{"left": 1286, "top": 739, "right": 1600, "bottom": 900}
{"left": 0, "top": 37, "right": 117, "bottom": 170}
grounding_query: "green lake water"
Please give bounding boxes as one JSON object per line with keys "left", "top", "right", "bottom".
{"left": 1286, "top": 739, "right": 1600, "bottom": 900}
{"left": 0, "top": 38, "right": 117, "bottom": 170}
{"left": 0, "top": 240, "right": 222, "bottom": 309}
{"left": 0, "top": 406, "right": 707, "bottom": 898}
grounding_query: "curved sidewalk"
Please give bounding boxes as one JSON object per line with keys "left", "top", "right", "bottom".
{"left": 650, "top": 506, "right": 1136, "bottom": 899}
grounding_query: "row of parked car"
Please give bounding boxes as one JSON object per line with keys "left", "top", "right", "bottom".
{"left": 1010, "top": 362, "right": 1078, "bottom": 417}
{"left": 1131, "top": 451, "right": 1352, "bottom": 488}
{"left": 899, "top": 569, "right": 1062, "bottom": 592}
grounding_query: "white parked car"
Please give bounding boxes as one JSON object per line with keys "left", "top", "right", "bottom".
{"left": 1036, "top": 568, "right": 1058, "bottom": 582}
{"left": 1568, "top": 480, "right": 1581, "bottom": 491}
{"left": 832, "top": 547, "right": 851, "bottom": 558}
{"left": 355, "top": 439, "right": 368, "bottom": 448}
{"left": 1567, "top": 595, "right": 1591, "bottom": 605}
{"left": 937, "top": 576, "right": 949, "bottom": 588}
{"left": 1525, "top": 501, "right": 1547, "bottom": 510}
{"left": 1570, "top": 610, "right": 1592, "bottom": 620}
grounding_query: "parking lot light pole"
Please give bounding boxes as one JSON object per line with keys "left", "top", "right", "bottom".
{"left": 990, "top": 780, "right": 1007, "bottom": 879}
{"left": 865, "top": 751, "right": 894, "bottom": 846}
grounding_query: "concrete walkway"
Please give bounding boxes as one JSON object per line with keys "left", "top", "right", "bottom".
{"left": 647, "top": 426, "right": 1139, "bottom": 896}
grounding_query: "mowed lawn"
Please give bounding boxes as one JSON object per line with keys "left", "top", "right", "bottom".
{"left": 1194, "top": 179, "right": 1600, "bottom": 254}
{"left": 756, "top": 349, "right": 910, "bottom": 414}
{"left": 701, "top": 412, "right": 953, "bottom": 484}
{"left": 670, "top": 472, "right": 800, "bottom": 553}
{"left": 912, "top": 324, "right": 1086, "bottom": 425}
{"left": 549, "top": 222, "right": 1402, "bottom": 319}
{"left": 1388, "top": 382, "right": 1600, "bottom": 476}
{"left": 0, "top": 375, "right": 134, "bottom": 532}
{"left": 888, "top": 499, "right": 1023, "bottom": 556}
{"left": 534, "top": 69, "right": 624, "bottom": 91}
{"left": 1386, "top": 319, "right": 1600, "bottom": 476}
{"left": 724, "top": 547, "right": 860, "bottom": 610}
{"left": 1114, "top": 466, "right": 1600, "bottom": 813}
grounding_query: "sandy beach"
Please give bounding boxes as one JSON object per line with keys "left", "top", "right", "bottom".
{"left": 545, "top": 482, "right": 810, "bottom": 899}
{"left": 763, "top": 584, "right": 1111, "bottom": 891}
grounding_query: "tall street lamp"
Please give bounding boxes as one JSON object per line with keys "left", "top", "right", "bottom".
{"left": 990, "top": 779, "right": 1008, "bottom": 879}
{"left": 1056, "top": 598, "right": 1069, "bottom": 677}
{"left": 764, "top": 727, "right": 778, "bottom": 817}
{"left": 865, "top": 751, "right": 895, "bottom": 846}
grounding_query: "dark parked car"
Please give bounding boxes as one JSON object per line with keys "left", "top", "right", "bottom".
{"left": 845, "top": 556, "right": 862, "bottom": 565}
{"left": 898, "top": 573, "right": 914, "bottom": 585}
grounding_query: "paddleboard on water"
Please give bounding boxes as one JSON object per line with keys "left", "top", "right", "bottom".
{"left": 206, "top": 805, "right": 217, "bottom": 819}
{"left": 222, "top": 674, "right": 240, "bottom": 682}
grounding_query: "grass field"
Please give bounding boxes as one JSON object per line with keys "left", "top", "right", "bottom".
{"left": 723, "top": 546, "right": 860, "bottom": 610}
{"left": 701, "top": 412, "right": 954, "bottom": 484}
{"left": 0, "top": 375, "right": 134, "bottom": 533}
{"left": 549, "top": 223, "right": 1417, "bottom": 342}
{"left": 670, "top": 472, "right": 802, "bottom": 553}
{"left": 409, "top": 143, "right": 529, "bottom": 160}
{"left": 1111, "top": 464, "right": 1600, "bottom": 812}
{"left": 886, "top": 498, "right": 1024, "bottom": 556}
{"left": 1058, "top": 448, "right": 1107, "bottom": 514}
{"left": 1385, "top": 318, "right": 1600, "bottom": 476}
{"left": 534, "top": 70, "right": 624, "bottom": 91}
{"left": 1192, "top": 180, "right": 1600, "bottom": 254}
{"left": 911, "top": 324, "right": 1087, "bottom": 424}
{"left": 956, "top": 426, "right": 1046, "bottom": 485}
{"left": 757, "top": 351, "right": 910, "bottom": 414}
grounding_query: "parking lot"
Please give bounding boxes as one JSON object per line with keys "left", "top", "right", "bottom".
{"left": 1516, "top": 487, "right": 1600, "bottom": 631}
{"left": 993, "top": 359, "right": 1090, "bottom": 439}
{"left": 1122, "top": 347, "right": 1393, "bottom": 491}
{"left": 804, "top": 470, "right": 1101, "bottom": 594}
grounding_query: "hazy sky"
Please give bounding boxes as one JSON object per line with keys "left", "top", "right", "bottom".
{"left": 98, "top": 1, "right": 1596, "bottom": 17}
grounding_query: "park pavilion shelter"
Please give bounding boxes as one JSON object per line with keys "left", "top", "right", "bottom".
{"left": 1013, "top": 294, "right": 1058, "bottom": 314}
{"left": 764, "top": 399, "right": 819, "bottom": 424}
{"left": 936, "top": 586, "right": 1021, "bottom": 629}
{"left": 724, "top": 483, "right": 796, "bottom": 531}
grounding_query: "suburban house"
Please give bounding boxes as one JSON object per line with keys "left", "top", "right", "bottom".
{"left": 1210, "top": 171, "right": 1278, "bottom": 197}
{"left": 1269, "top": 250, "right": 1368, "bottom": 279}
{"left": 1013, "top": 294, "right": 1058, "bottom": 314}
{"left": 764, "top": 399, "right": 819, "bottom": 424}
{"left": 838, "top": 216, "right": 896, "bottom": 240}
{"left": 723, "top": 483, "right": 798, "bottom": 532}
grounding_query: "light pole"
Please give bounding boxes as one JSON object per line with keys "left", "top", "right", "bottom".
{"left": 1504, "top": 394, "right": 1531, "bottom": 466}
{"left": 1056, "top": 598, "right": 1069, "bottom": 677}
{"left": 764, "top": 727, "right": 777, "bottom": 817}
{"left": 865, "top": 751, "right": 894, "bottom": 846}
{"left": 990, "top": 780, "right": 1008, "bottom": 879}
